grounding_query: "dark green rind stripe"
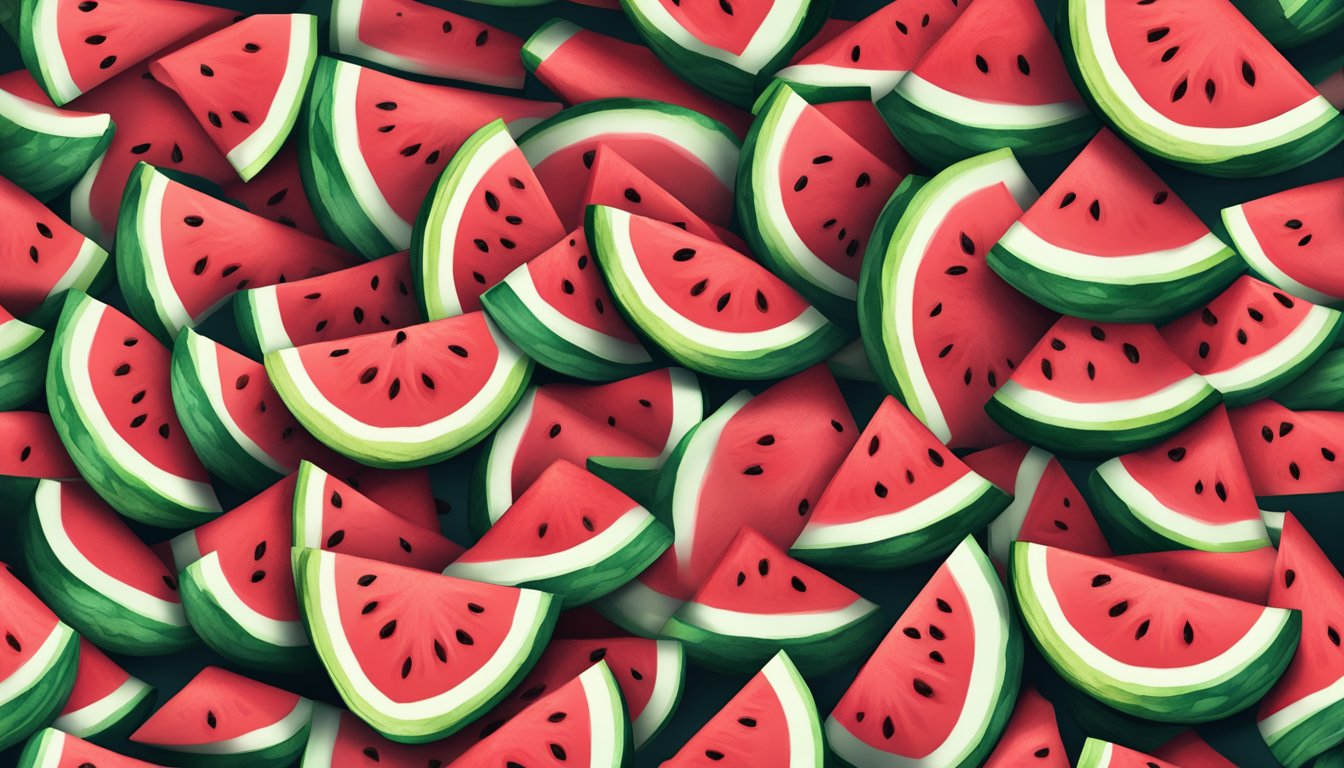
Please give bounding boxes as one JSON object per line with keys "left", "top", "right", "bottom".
{"left": 113, "top": 163, "right": 176, "bottom": 343}
{"left": 0, "top": 632, "right": 78, "bottom": 752}
{"left": 0, "top": 110, "right": 112, "bottom": 203}
{"left": 661, "top": 606, "right": 884, "bottom": 678}
{"left": 1266, "top": 696, "right": 1344, "bottom": 768}
{"left": 1274, "top": 349, "right": 1344, "bottom": 410}
{"left": 0, "top": 330, "right": 48, "bottom": 410}
{"left": 179, "top": 562, "right": 316, "bottom": 672}
{"left": 1217, "top": 313, "right": 1344, "bottom": 407}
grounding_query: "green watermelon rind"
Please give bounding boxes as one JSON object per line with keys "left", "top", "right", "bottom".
{"left": 0, "top": 315, "right": 48, "bottom": 410}
{"left": 12, "top": 0, "right": 85, "bottom": 106}
{"left": 0, "top": 82, "right": 114, "bottom": 202}
{"left": 1194, "top": 304, "right": 1344, "bottom": 407}
{"left": 1010, "top": 541, "right": 1301, "bottom": 723}
{"left": 0, "top": 621, "right": 79, "bottom": 752}
{"left": 113, "top": 162, "right": 181, "bottom": 341}
{"left": 1272, "top": 349, "right": 1344, "bottom": 411}
{"left": 1261, "top": 693, "right": 1344, "bottom": 768}
{"left": 1086, "top": 464, "right": 1273, "bottom": 553}
{"left": 1230, "top": 0, "right": 1344, "bottom": 50}
{"left": 50, "top": 673, "right": 156, "bottom": 744}
{"left": 179, "top": 552, "right": 315, "bottom": 672}
{"left": 1075, "top": 737, "right": 1142, "bottom": 768}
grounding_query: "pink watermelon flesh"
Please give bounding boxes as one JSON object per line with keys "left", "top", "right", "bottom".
{"left": 983, "top": 686, "right": 1069, "bottom": 768}
{"left": 0, "top": 412, "right": 78, "bottom": 481}
{"left": 56, "top": 482, "right": 183, "bottom": 605}
{"left": 301, "top": 467, "right": 463, "bottom": 567}
{"left": 1105, "top": 0, "right": 1321, "bottom": 128}
{"left": 647, "top": 0, "right": 772, "bottom": 55}
{"left": 690, "top": 526, "right": 863, "bottom": 611}
{"left": 784, "top": 0, "right": 967, "bottom": 88}
{"left": 219, "top": 142, "right": 325, "bottom": 238}
{"left": 1228, "top": 400, "right": 1344, "bottom": 496}
{"left": 1152, "top": 730, "right": 1239, "bottom": 767}
{"left": 1100, "top": 742, "right": 1182, "bottom": 767}
{"left": 300, "top": 465, "right": 442, "bottom": 538}
{"left": 811, "top": 99, "right": 912, "bottom": 178}
{"left": 131, "top": 666, "right": 301, "bottom": 748}
{"left": 662, "top": 657, "right": 800, "bottom": 766}
{"left": 1011, "top": 317, "right": 1195, "bottom": 402}
{"left": 451, "top": 662, "right": 603, "bottom": 766}
{"left": 27, "top": 731, "right": 165, "bottom": 767}
{"left": 519, "top": 229, "right": 642, "bottom": 343}
{"left": 0, "top": 176, "right": 101, "bottom": 317}
{"left": 1112, "top": 547, "right": 1277, "bottom": 605}
{"left": 0, "top": 563, "right": 64, "bottom": 683}
{"left": 343, "top": 0, "right": 525, "bottom": 88}
{"left": 317, "top": 706, "right": 456, "bottom": 766}
{"left": 59, "top": 638, "right": 139, "bottom": 719}
{"left": 1235, "top": 178, "right": 1344, "bottom": 300}
{"left": 786, "top": 17, "right": 855, "bottom": 63}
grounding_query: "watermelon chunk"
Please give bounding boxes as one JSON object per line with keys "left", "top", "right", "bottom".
{"left": 0, "top": 411, "right": 78, "bottom": 509}
{"left": 827, "top": 537, "right": 1020, "bottom": 767}
{"left": 989, "top": 128, "right": 1240, "bottom": 322}
{"left": 0, "top": 563, "right": 79, "bottom": 752}
{"left": 792, "top": 395, "right": 1010, "bottom": 569}
{"left": 0, "top": 175, "right": 110, "bottom": 322}
{"left": 289, "top": 460, "right": 447, "bottom": 540}
{"left": 1222, "top": 178, "right": 1344, "bottom": 308}
{"left": 1077, "top": 738, "right": 1182, "bottom": 768}
{"left": 17, "top": 729, "right": 166, "bottom": 768}
{"left": 0, "top": 69, "right": 112, "bottom": 202}
{"left": 1113, "top": 547, "right": 1277, "bottom": 604}
{"left": 1227, "top": 400, "right": 1344, "bottom": 500}
{"left": 1011, "top": 541, "right": 1300, "bottom": 722}
{"left": 51, "top": 638, "right": 153, "bottom": 741}
{"left": 0, "top": 304, "right": 48, "bottom": 410}
{"left": 300, "top": 702, "right": 457, "bottom": 768}
{"left": 1152, "top": 730, "right": 1240, "bottom": 766}
{"left": 982, "top": 687, "right": 1069, "bottom": 767}
{"left": 217, "top": 141, "right": 324, "bottom": 238}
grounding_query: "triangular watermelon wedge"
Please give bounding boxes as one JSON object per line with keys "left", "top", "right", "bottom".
{"left": 18, "top": 729, "right": 166, "bottom": 768}
{"left": 0, "top": 412, "right": 78, "bottom": 509}
{"left": 983, "top": 687, "right": 1069, "bottom": 767}
{"left": 300, "top": 702, "right": 457, "bottom": 768}
{"left": 0, "top": 563, "right": 79, "bottom": 752}
{"left": 0, "top": 175, "right": 110, "bottom": 322}
{"left": 1077, "top": 738, "right": 1182, "bottom": 768}
{"left": 51, "top": 638, "right": 154, "bottom": 742}
{"left": 1226, "top": 400, "right": 1344, "bottom": 500}
{"left": 1222, "top": 178, "right": 1344, "bottom": 308}
{"left": 0, "top": 68, "right": 113, "bottom": 202}
{"left": 218, "top": 141, "right": 325, "bottom": 238}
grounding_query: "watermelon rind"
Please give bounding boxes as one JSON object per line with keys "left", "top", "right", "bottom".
{"left": 0, "top": 614, "right": 79, "bottom": 752}
{"left": 136, "top": 697, "right": 314, "bottom": 768}
{"left": 1201, "top": 302, "right": 1342, "bottom": 406}
{"left": 178, "top": 551, "right": 313, "bottom": 671}
{"left": 16, "top": 729, "right": 138, "bottom": 768}
{"left": 632, "top": 640, "right": 686, "bottom": 747}
{"left": 0, "top": 312, "right": 48, "bottom": 410}
{"left": 1262, "top": 694, "right": 1344, "bottom": 768}
{"left": 1087, "top": 465, "right": 1273, "bottom": 553}
{"left": 22, "top": 481, "right": 198, "bottom": 656}
{"left": 0, "top": 79, "right": 114, "bottom": 203}
{"left": 1273, "top": 349, "right": 1344, "bottom": 411}
{"left": 1011, "top": 541, "right": 1301, "bottom": 722}
{"left": 47, "top": 291, "right": 222, "bottom": 528}
{"left": 1222, "top": 201, "right": 1342, "bottom": 307}
{"left": 1231, "top": 0, "right": 1344, "bottom": 49}
{"left": 1061, "top": 0, "right": 1344, "bottom": 176}
{"left": 1075, "top": 737, "right": 1151, "bottom": 768}
{"left": 51, "top": 670, "right": 156, "bottom": 743}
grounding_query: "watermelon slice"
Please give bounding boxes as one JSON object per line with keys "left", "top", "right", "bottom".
{"left": 47, "top": 291, "right": 221, "bottom": 527}
{"left": 50, "top": 638, "right": 153, "bottom": 741}
{"left": 22, "top": 480, "right": 196, "bottom": 655}
{"left": 471, "top": 368, "right": 703, "bottom": 534}
{"left": 989, "top": 128, "right": 1240, "bottom": 323}
{"left": 663, "top": 526, "right": 883, "bottom": 677}
{"left": 446, "top": 461, "right": 670, "bottom": 606}
{"left": 1061, "top": 0, "right": 1344, "bottom": 176}
{"left": 1275, "top": 348, "right": 1344, "bottom": 410}
{"left": 1077, "top": 738, "right": 1181, "bottom": 768}
{"left": 0, "top": 69, "right": 112, "bottom": 202}
{"left": 0, "top": 175, "right": 110, "bottom": 323}
{"left": 0, "top": 563, "right": 79, "bottom": 752}
{"left": 1089, "top": 406, "right": 1273, "bottom": 552}
{"left": 130, "top": 666, "right": 312, "bottom": 767}
{"left": 881, "top": 0, "right": 1096, "bottom": 166}
{"left": 301, "top": 702, "right": 456, "bottom": 768}
{"left": 412, "top": 119, "right": 565, "bottom": 320}
{"left": 1012, "top": 541, "right": 1300, "bottom": 722}
{"left": 1113, "top": 547, "right": 1277, "bottom": 604}
{"left": 1161, "top": 276, "right": 1342, "bottom": 406}
{"left": 483, "top": 228, "right": 657, "bottom": 382}
{"left": 300, "top": 57, "right": 559, "bottom": 258}
{"left": 0, "top": 411, "right": 78, "bottom": 509}
{"left": 117, "top": 162, "right": 359, "bottom": 340}
{"left": 858, "top": 148, "right": 1056, "bottom": 450}
{"left": 294, "top": 547, "right": 558, "bottom": 742}
{"left": 329, "top": 0, "right": 525, "bottom": 89}
{"left": 516, "top": 99, "right": 740, "bottom": 230}
{"left": 589, "top": 206, "right": 847, "bottom": 379}
{"left": 988, "top": 316, "right": 1220, "bottom": 457}
{"left": 218, "top": 141, "right": 324, "bottom": 238}
{"left": 0, "top": 305, "right": 47, "bottom": 410}
{"left": 664, "top": 651, "right": 822, "bottom": 765}
{"left": 1152, "top": 730, "right": 1239, "bottom": 766}
{"left": 18, "top": 728, "right": 166, "bottom": 767}
{"left": 792, "top": 395, "right": 1010, "bottom": 569}
{"left": 1227, "top": 400, "right": 1344, "bottom": 501}
{"left": 1256, "top": 513, "right": 1344, "bottom": 767}
{"left": 1222, "top": 178, "right": 1344, "bottom": 308}
{"left": 288, "top": 459, "right": 439, "bottom": 534}
{"left": 265, "top": 311, "right": 530, "bottom": 468}
{"left": 827, "top": 537, "right": 1020, "bottom": 767}
{"left": 739, "top": 82, "right": 903, "bottom": 316}
{"left": 982, "top": 687, "right": 1069, "bottom": 767}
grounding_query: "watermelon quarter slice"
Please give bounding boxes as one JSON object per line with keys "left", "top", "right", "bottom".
{"left": 1227, "top": 400, "right": 1344, "bottom": 501}
{"left": 983, "top": 687, "right": 1069, "bottom": 767}
{"left": 0, "top": 69, "right": 113, "bottom": 202}
{"left": 51, "top": 638, "right": 154, "bottom": 741}
{"left": 0, "top": 563, "right": 79, "bottom": 752}
{"left": 17, "top": 729, "right": 166, "bottom": 768}
{"left": 0, "top": 175, "right": 110, "bottom": 323}
{"left": 0, "top": 305, "right": 48, "bottom": 410}
{"left": 1222, "top": 178, "right": 1344, "bottom": 308}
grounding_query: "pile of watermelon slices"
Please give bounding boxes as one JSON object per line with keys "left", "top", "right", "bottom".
{"left": 1, "top": 0, "right": 1343, "bottom": 765}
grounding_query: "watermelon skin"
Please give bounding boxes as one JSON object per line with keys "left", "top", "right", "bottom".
{"left": 0, "top": 564, "right": 80, "bottom": 752}
{"left": 982, "top": 686, "right": 1069, "bottom": 767}
{"left": 1077, "top": 737, "right": 1181, "bottom": 768}
{"left": 300, "top": 702, "right": 458, "bottom": 768}
{"left": 0, "top": 69, "right": 113, "bottom": 203}
{"left": 1227, "top": 400, "right": 1344, "bottom": 502}
{"left": 17, "top": 728, "right": 168, "bottom": 768}
{"left": 1275, "top": 348, "right": 1344, "bottom": 411}
{"left": 0, "top": 306, "right": 49, "bottom": 410}
{"left": 1221, "top": 178, "right": 1344, "bottom": 309}
{"left": 51, "top": 638, "right": 154, "bottom": 743}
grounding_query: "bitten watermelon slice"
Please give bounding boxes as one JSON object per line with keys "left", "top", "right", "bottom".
{"left": 0, "top": 411, "right": 78, "bottom": 508}
{"left": 1077, "top": 738, "right": 1181, "bottom": 768}
{"left": 982, "top": 687, "right": 1069, "bottom": 767}
{"left": 218, "top": 141, "right": 324, "bottom": 237}
{"left": 826, "top": 537, "right": 1020, "bottom": 767}
{"left": 0, "top": 563, "right": 79, "bottom": 752}
{"left": 329, "top": 0, "right": 525, "bottom": 89}
{"left": 989, "top": 129, "right": 1240, "bottom": 322}
{"left": 0, "top": 69, "right": 113, "bottom": 202}
{"left": 589, "top": 206, "right": 847, "bottom": 379}
{"left": 663, "top": 526, "right": 882, "bottom": 677}
{"left": 301, "top": 703, "right": 456, "bottom": 768}
{"left": 294, "top": 548, "right": 558, "bottom": 742}
{"left": 1061, "top": 0, "right": 1344, "bottom": 176}
{"left": 858, "top": 148, "right": 1056, "bottom": 450}
{"left": 1152, "top": 730, "right": 1239, "bottom": 766}
{"left": 988, "top": 317, "right": 1220, "bottom": 457}
{"left": 1113, "top": 547, "right": 1277, "bottom": 604}
{"left": 130, "top": 666, "right": 312, "bottom": 767}
{"left": 1222, "top": 178, "right": 1344, "bottom": 308}
{"left": 881, "top": 0, "right": 1096, "bottom": 166}
{"left": 413, "top": 119, "right": 565, "bottom": 321}
{"left": 0, "top": 175, "right": 110, "bottom": 323}
{"left": 47, "top": 291, "right": 220, "bottom": 527}
{"left": 1012, "top": 541, "right": 1300, "bottom": 722}
{"left": 1089, "top": 406, "right": 1272, "bottom": 553}
{"left": 792, "top": 395, "right": 1010, "bottom": 569}
{"left": 1228, "top": 400, "right": 1344, "bottom": 501}
{"left": 51, "top": 638, "right": 154, "bottom": 741}
{"left": 0, "top": 305, "right": 47, "bottom": 410}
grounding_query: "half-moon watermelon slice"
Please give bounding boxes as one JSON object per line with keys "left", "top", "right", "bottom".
{"left": 982, "top": 687, "right": 1069, "bottom": 768}
{"left": 0, "top": 305, "right": 48, "bottom": 410}
{"left": 0, "top": 69, "right": 113, "bottom": 202}
{"left": 1222, "top": 178, "right": 1344, "bottom": 308}
{"left": 50, "top": 638, "right": 154, "bottom": 742}
{"left": 1227, "top": 400, "right": 1344, "bottom": 501}
{"left": 989, "top": 128, "right": 1240, "bottom": 323}
{"left": 0, "top": 175, "right": 110, "bottom": 323}
{"left": 826, "top": 537, "right": 1021, "bottom": 767}
{"left": 1061, "top": 0, "right": 1344, "bottom": 176}
{"left": 0, "top": 411, "right": 78, "bottom": 509}
{"left": 1012, "top": 541, "right": 1300, "bottom": 722}
{"left": 0, "top": 563, "right": 79, "bottom": 752}
{"left": 1077, "top": 738, "right": 1181, "bottom": 768}
{"left": 301, "top": 702, "right": 456, "bottom": 768}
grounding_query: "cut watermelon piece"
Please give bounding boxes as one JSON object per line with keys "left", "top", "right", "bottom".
{"left": 218, "top": 141, "right": 325, "bottom": 238}
{"left": 589, "top": 206, "right": 847, "bottom": 379}
{"left": 446, "top": 461, "right": 669, "bottom": 606}
{"left": 1012, "top": 541, "right": 1300, "bottom": 722}
{"left": 989, "top": 128, "right": 1240, "bottom": 323}
{"left": 827, "top": 537, "right": 1020, "bottom": 767}
{"left": 412, "top": 119, "right": 565, "bottom": 320}
{"left": 521, "top": 18, "right": 750, "bottom": 136}
{"left": 47, "top": 291, "right": 220, "bottom": 527}
{"left": 792, "top": 395, "right": 1010, "bottom": 569}
{"left": 1089, "top": 406, "right": 1272, "bottom": 552}
{"left": 858, "top": 148, "right": 1056, "bottom": 450}
{"left": 0, "top": 175, "right": 110, "bottom": 323}
{"left": 0, "top": 563, "right": 79, "bottom": 752}
{"left": 18, "top": 728, "right": 166, "bottom": 767}
{"left": 300, "top": 702, "right": 457, "bottom": 768}
{"left": 1061, "top": 0, "right": 1344, "bottom": 176}
{"left": 130, "top": 666, "right": 311, "bottom": 767}
{"left": 739, "top": 82, "right": 903, "bottom": 316}
{"left": 664, "top": 526, "right": 883, "bottom": 677}
{"left": 0, "top": 69, "right": 112, "bottom": 202}
{"left": 983, "top": 687, "right": 1068, "bottom": 767}
{"left": 881, "top": 0, "right": 1096, "bottom": 166}
{"left": 288, "top": 459, "right": 439, "bottom": 533}
{"left": 22, "top": 480, "right": 195, "bottom": 655}
{"left": 665, "top": 651, "right": 822, "bottom": 765}
{"left": 117, "top": 162, "right": 359, "bottom": 340}
{"left": 988, "top": 316, "right": 1219, "bottom": 457}
{"left": 265, "top": 312, "right": 530, "bottom": 467}
{"left": 0, "top": 304, "right": 47, "bottom": 410}
{"left": 300, "top": 57, "right": 559, "bottom": 258}
{"left": 1161, "top": 276, "right": 1342, "bottom": 405}
{"left": 1228, "top": 400, "right": 1344, "bottom": 501}
{"left": 1222, "top": 178, "right": 1344, "bottom": 308}
{"left": 471, "top": 368, "right": 703, "bottom": 534}
{"left": 1275, "top": 348, "right": 1344, "bottom": 410}
{"left": 1152, "top": 730, "right": 1239, "bottom": 766}
{"left": 294, "top": 547, "right": 558, "bottom": 742}
{"left": 806, "top": 98, "right": 912, "bottom": 178}
{"left": 50, "top": 638, "right": 153, "bottom": 741}
{"left": 329, "top": 0, "right": 525, "bottom": 88}
{"left": 483, "top": 228, "right": 657, "bottom": 382}
{"left": 0, "top": 411, "right": 78, "bottom": 509}
{"left": 1078, "top": 738, "right": 1181, "bottom": 768}
{"left": 1113, "top": 547, "right": 1277, "bottom": 604}
{"left": 1231, "top": 0, "right": 1344, "bottom": 49}
{"left": 516, "top": 99, "right": 740, "bottom": 230}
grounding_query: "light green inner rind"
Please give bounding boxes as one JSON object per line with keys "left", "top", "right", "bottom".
{"left": 1087, "top": 469, "right": 1270, "bottom": 553}
{"left": 661, "top": 604, "right": 884, "bottom": 678}
{"left": 0, "top": 626, "right": 78, "bottom": 752}
{"left": 179, "top": 559, "right": 315, "bottom": 672}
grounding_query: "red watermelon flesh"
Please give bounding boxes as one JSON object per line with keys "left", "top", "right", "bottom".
{"left": 662, "top": 655, "right": 804, "bottom": 766}
{"left": 130, "top": 666, "right": 304, "bottom": 748}
{"left": 1230, "top": 178, "right": 1344, "bottom": 303}
{"left": 55, "top": 482, "right": 183, "bottom": 605}
{"left": 786, "top": 18, "right": 855, "bottom": 63}
{"left": 1096, "top": 741, "right": 1183, "bottom": 767}
{"left": 57, "top": 638, "right": 142, "bottom": 721}
{"left": 450, "top": 663, "right": 607, "bottom": 766}
{"left": 647, "top": 0, "right": 771, "bottom": 55}
{"left": 1152, "top": 730, "right": 1239, "bottom": 767}
{"left": 298, "top": 463, "right": 442, "bottom": 536}
{"left": 812, "top": 100, "right": 912, "bottom": 177}
{"left": 23, "top": 731, "right": 165, "bottom": 768}
{"left": 1012, "top": 317, "right": 1197, "bottom": 402}
{"left": 983, "top": 686, "right": 1069, "bottom": 767}
{"left": 1227, "top": 400, "right": 1344, "bottom": 496}
{"left": 219, "top": 142, "right": 324, "bottom": 238}
{"left": 0, "top": 412, "right": 78, "bottom": 481}
{"left": 519, "top": 229, "right": 642, "bottom": 343}
{"left": 690, "top": 526, "right": 865, "bottom": 613}
{"left": 0, "top": 176, "right": 107, "bottom": 317}
{"left": 1112, "top": 547, "right": 1277, "bottom": 604}
{"left": 308, "top": 704, "right": 456, "bottom": 767}
{"left": 0, "top": 563, "right": 66, "bottom": 684}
